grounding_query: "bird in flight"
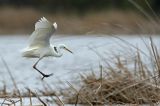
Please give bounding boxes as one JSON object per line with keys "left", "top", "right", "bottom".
{"left": 22, "top": 17, "right": 73, "bottom": 80}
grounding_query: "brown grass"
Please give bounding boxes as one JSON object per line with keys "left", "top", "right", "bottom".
{"left": 0, "top": 38, "right": 159, "bottom": 105}
{"left": 0, "top": 7, "right": 160, "bottom": 35}
{"left": 0, "top": 2, "right": 160, "bottom": 105}
{"left": 59, "top": 38, "right": 160, "bottom": 105}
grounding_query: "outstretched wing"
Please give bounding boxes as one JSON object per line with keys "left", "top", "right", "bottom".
{"left": 28, "top": 17, "right": 57, "bottom": 49}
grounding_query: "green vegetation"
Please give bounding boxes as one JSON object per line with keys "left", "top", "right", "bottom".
{"left": 0, "top": 0, "right": 159, "bottom": 13}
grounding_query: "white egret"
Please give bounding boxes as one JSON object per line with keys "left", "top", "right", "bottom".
{"left": 22, "top": 17, "right": 73, "bottom": 80}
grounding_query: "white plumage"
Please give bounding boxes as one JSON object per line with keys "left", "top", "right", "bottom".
{"left": 22, "top": 17, "right": 73, "bottom": 79}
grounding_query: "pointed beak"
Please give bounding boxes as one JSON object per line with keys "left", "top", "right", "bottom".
{"left": 64, "top": 47, "right": 73, "bottom": 54}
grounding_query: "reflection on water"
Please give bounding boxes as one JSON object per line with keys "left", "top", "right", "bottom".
{"left": 0, "top": 35, "right": 159, "bottom": 90}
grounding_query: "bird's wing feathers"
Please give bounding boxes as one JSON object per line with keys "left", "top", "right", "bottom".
{"left": 35, "top": 17, "right": 51, "bottom": 30}
{"left": 28, "top": 29, "right": 52, "bottom": 48}
{"left": 28, "top": 17, "right": 57, "bottom": 49}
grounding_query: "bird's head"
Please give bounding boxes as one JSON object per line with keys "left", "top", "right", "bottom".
{"left": 59, "top": 44, "right": 73, "bottom": 54}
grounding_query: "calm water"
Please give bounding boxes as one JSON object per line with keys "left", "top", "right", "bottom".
{"left": 0, "top": 35, "right": 159, "bottom": 91}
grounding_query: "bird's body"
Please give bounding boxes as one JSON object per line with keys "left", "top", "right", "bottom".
{"left": 22, "top": 17, "right": 72, "bottom": 79}
{"left": 22, "top": 46, "right": 54, "bottom": 58}
{"left": 22, "top": 45, "right": 64, "bottom": 58}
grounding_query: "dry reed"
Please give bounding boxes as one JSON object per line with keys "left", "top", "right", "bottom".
{"left": 60, "top": 38, "right": 160, "bottom": 105}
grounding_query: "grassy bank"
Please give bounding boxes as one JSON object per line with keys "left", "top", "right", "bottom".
{"left": 0, "top": 7, "right": 160, "bottom": 35}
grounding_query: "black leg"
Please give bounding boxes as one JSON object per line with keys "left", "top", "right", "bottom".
{"left": 33, "top": 57, "right": 53, "bottom": 80}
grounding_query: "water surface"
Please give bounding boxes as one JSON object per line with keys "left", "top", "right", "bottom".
{"left": 0, "top": 35, "right": 159, "bottom": 90}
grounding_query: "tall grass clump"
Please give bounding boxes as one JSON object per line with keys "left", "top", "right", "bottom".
{"left": 60, "top": 38, "right": 160, "bottom": 105}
